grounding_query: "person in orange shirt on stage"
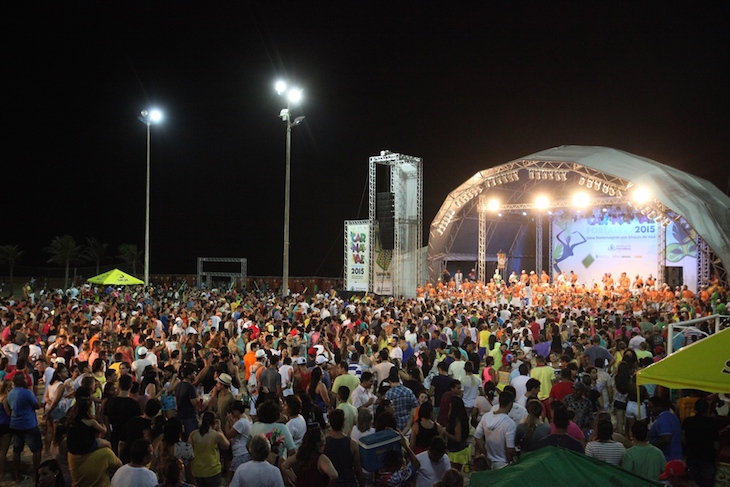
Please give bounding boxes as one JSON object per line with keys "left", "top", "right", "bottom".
{"left": 680, "top": 285, "right": 694, "bottom": 300}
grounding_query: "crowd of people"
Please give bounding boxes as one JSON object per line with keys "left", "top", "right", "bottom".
{"left": 0, "top": 270, "right": 726, "bottom": 487}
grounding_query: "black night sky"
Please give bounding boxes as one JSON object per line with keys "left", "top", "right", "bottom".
{"left": 6, "top": 3, "right": 729, "bottom": 278}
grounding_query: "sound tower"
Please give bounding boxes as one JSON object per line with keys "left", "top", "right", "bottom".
{"left": 377, "top": 192, "right": 395, "bottom": 250}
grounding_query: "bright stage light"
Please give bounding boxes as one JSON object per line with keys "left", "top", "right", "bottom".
{"left": 522, "top": 211, "right": 527, "bottom": 216}
{"left": 535, "top": 195, "right": 549, "bottom": 209}
{"left": 487, "top": 199, "right": 500, "bottom": 212}
{"left": 275, "top": 80, "right": 287, "bottom": 94}
{"left": 573, "top": 192, "right": 590, "bottom": 207}
{"left": 632, "top": 186, "right": 651, "bottom": 204}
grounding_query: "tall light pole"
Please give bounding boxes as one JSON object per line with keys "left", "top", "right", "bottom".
{"left": 275, "top": 81, "right": 304, "bottom": 296}
{"left": 138, "top": 108, "right": 162, "bottom": 287}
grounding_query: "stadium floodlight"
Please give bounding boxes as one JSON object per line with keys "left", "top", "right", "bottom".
{"left": 535, "top": 195, "right": 549, "bottom": 210}
{"left": 573, "top": 192, "right": 590, "bottom": 207}
{"left": 632, "top": 186, "right": 651, "bottom": 204}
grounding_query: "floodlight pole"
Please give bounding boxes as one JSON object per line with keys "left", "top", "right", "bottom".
{"left": 144, "top": 117, "right": 151, "bottom": 288}
{"left": 138, "top": 109, "right": 161, "bottom": 287}
{"left": 283, "top": 102, "right": 292, "bottom": 297}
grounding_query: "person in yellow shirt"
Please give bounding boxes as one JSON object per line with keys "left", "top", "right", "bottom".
{"left": 529, "top": 355, "right": 556, "bottom": 402}
{"left": 478, "top": 325, "right": 491, "bottom": 361}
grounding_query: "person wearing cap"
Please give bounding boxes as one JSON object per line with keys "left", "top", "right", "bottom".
{"left": 248, "top": 349, "right": 267, "bottom": 417}
{"left": 131, "top": 347, "right": 153, "bottom": 381}
{"left": 206, "top": 373, "right": 235, "bottom": 425}
{"left": 292, "top": 356, "right": 311, "bottom": 394}
{"left": 660, "top": 460, "right": 694, "bottom": 486}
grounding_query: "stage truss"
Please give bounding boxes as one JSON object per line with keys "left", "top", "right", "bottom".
{"left": 197, "top": 257, "right": 247, "bottom": 290}
{"left": 369, "top": 151, "right": 423, "bottom": 297}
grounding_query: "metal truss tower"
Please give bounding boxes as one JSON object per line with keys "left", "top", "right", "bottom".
{"left": 369, "top": 151, "right": 423, "bottom": 298}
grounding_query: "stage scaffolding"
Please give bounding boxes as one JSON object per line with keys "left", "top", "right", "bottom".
{"left": 369, "top": 151, "right": 423, "bottom": 298}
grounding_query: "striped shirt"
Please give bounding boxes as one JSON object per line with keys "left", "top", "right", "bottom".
{"left": 585, "top": 440, "right": 626, "bottom": 466}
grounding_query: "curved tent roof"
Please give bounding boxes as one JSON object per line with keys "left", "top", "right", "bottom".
{"left": 428, "top": 146, "right": 730, "bottom": 282}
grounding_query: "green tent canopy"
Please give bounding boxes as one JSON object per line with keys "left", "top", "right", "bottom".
{"left": 469, "top": 447, "right": 661, "bottom": 487}
{"left": 86, "top": 269, "right": 144, "bottom": 286}
{"left": 637, "top": 327, "right": 730, "bottom": 393}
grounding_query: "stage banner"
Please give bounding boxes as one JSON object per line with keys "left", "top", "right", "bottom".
{"left": 345, "top": 220, "right": 370, "bottom": 292}
{"left": 552, "top": 213, "right": 658, "bottom": 285}
{"left": 665, "top": 221, "right": 698, "bottom": 292}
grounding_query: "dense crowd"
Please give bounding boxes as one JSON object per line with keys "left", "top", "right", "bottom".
{"left": 0, "top": 271, "right": 727, "bottom": 487}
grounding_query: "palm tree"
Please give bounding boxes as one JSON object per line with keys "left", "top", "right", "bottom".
{"left": 45, "top": 235, "right": 83, "bottom": 290}
{"left": 0, "top": 245, "right": 23, "bottom": 296}
{"left": 84, "top": 238, "right": 109, "bottom": 275}
{"left": 118, "top": 244, "right": 143, "bottom": 276}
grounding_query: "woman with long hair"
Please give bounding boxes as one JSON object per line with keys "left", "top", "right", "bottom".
{"left": 613, "top": 360, "right": 632, "bottom": 437}
{"left": 515, "top": 400, "right": 551, "bottom": 453}
{"left": 66, "top": 393, "right": 110, "bottom": 456}
{"left": 281, "top": 428, "right": 339, "bottom": 487}
{"left": 152, "top": 418, "right": 194, "bottom": 485}
{"left": 157, "top": 457, "right": 193, "bottom": 487}
{"left": 374, "top": 399, "right": 397, "bottom": 432}
{"left": 482, "top": 356, "right": 497, "bottom": 388}
{"left": 444, "top": 396, "right": 469, "bottom": 471}
{"left": 42, "top": 364, "right": 69, "bottom": 454}
{"left": 189, "top": 411, "right": 230, "bottom": 487}
{"left": 50, "top": 421, "right": 71, "bottom": 487}
{"left": 410, "top": 401, "right": 443, "bottom": 454}
{"left": 308, "top": 367, "right": 330, "bottom": 416}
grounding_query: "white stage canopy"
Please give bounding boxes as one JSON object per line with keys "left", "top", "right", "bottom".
{"left": 428, "top": 146, "right": 730, "bottom": 288}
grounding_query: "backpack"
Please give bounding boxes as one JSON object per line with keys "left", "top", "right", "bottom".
{"left": 248, "top": 363, "right": 263, "bottom": 394}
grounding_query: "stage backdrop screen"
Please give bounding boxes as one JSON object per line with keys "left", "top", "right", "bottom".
{"left": 551, "top": 214, "right": 658, "bottom": 285}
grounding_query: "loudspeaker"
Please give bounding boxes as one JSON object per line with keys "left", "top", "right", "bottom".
{"left": 377, "top": 192, "right": 394, "bottom": 250}
{"left": 664, "top": 266, "right": 683, "bottom": 289}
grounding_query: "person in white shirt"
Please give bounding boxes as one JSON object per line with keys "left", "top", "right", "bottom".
{"left": 279, "top": 357, "right": 294, "bottom": 397}
{"left": 351, "top": 372, "right": 376, "bottom": 413}
{"left": 475, "top": 390, "right": 516, "bottom": 469}
{"left": 110, "top": 439, "right": 158, "bottom": 487}
{"left": 460, "top": 362, "right": 481, "bottom": 412}
{"left": 415, "top": 437, "right": 451, "bottom": 487}
{"left": 131, "top": 347, "right": 153, "bottom": 380}
{"left": 225, "top": 401, "right": 253, "bottom": 483}
{"left": 231, "top": 435, "right": 285, "bottom": 487}
{"left": 284, "top": 396, "right": 307, "bottom": 449}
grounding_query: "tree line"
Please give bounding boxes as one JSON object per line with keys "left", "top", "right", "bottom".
{"left": 0, "top": 236, "right": 143, "bottom": 295}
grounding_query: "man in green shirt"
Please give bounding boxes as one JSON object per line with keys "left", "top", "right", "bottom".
{"left": 336, "top": 386, "right": 358, "bottom": 435}
{"left": 621, "top": 419, "right": 666, "bottom": 482}
{"left": 332, "top": 361, "right": 360, "bottom": 403}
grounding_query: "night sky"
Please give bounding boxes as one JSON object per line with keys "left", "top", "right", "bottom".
{"left": 6, "top": 3, "right": 729, "bottom": 278}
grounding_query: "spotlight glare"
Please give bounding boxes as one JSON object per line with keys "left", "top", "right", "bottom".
{"left": 632, "top": 187, "right": 651, "bottom": 204}
{"left": 535, "top": 195, "right": 549, "bottom": 209}
{"left": 487, "top": 199, "right": 500, "bottom": 212}
{"left": 275, "top": 80, "right": 287, "bottom": 94}
{"left": 573, "top": 192, "right": 590, "bottom": 208}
